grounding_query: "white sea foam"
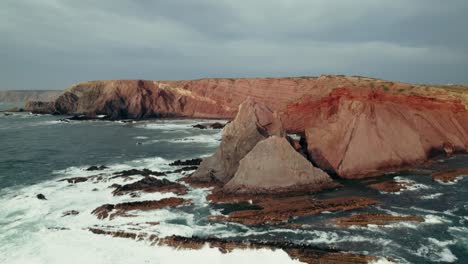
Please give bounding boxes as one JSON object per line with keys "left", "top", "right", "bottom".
{"left": 0, "top": 229, "right": 302, "bottom": 264}
{"left": 150, "top": 133, "right": 222, "bottom": 146}
{"left": 420, "top": 193, "right": 443, "bottom": 200}
{"left": 369, "top": 259, "right": 398, "bottom": 264}
{"left": 415, "top": 238, "right": 457, "bottom": 263}
{"left": 0, "top": 158, "right": 305, "bottom": 264}
{"left": 136, "top": 120, "right": 227, "bottom": 131}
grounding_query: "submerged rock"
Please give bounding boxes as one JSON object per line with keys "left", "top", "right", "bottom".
{"left": 62, "top": 210, "right": 80, "bottom": 217}
{"left": 192, "top": 122, "right": 226, "bottom": 129}
{"left": 224, "top": 136, "right": 335, "bottom": 194}
{"left": 208, "top": 195, "right": 378, "bottom": 226}
{"left": 333, "top": 213, "right": 424, "bottom": 227}
{"left": 112, "top": 169, "right": 166, "bottom": 178}
{"left": 432, "top": 167, "right": 468, "bottom": 183}
{"left": 36, "top": 194, "right": 47, "bottom": 200}
{"left": 92, "top": 197, "right": 192, "bottom": 220}
{"left": 368, "top": 180, "right": 412, "bottom": 193}
{"left": 191, "top": 98, "right": 283, "bottom": 183}
{"left": 86, "top": 165, "right": 109, "bottom": 171}
{"left": 59, "top": 176, "right": 89, "bottom": 184}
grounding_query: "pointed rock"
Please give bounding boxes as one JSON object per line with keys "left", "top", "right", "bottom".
{"left": 191, "top": 98, "right": 283, "bottom": 183}
{"left": 223, "top": 136, "right": 336, "bottom": 194}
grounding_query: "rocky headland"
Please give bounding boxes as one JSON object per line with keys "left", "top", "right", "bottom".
{"left": 20, "top": 75, "right": 468, "bottom": 263}
{"left": 25, "top": 75, "right": 468, "bottom": 179}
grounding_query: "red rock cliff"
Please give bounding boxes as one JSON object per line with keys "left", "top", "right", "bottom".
{"left": 38, "top": 75, "right": 468, "bottom": 178}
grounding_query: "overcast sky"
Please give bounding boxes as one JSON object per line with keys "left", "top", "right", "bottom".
{"left": 1, "top": 0, "right": 467, "bottom": 90}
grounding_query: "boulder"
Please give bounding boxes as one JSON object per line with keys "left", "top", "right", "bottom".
{"left": 191, "top": 98, "right": 283, "bottom": 183}
{"left": 223, "top": 136, "right": 335, "bottom": 193}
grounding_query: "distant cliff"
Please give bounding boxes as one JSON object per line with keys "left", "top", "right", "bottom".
{"left": 27, "top": 76, "right": 468, "bottom": 119}
{"left": 0, "top": 90, "right": 62, "bottom": 103}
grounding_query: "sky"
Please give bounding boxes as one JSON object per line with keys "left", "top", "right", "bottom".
{"left": 1, "top": 0, "right": 467, "bottom": 90}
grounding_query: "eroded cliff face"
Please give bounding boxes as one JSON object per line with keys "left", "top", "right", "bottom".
{"left": 286, "top": 88, "right": 468, "bottom": 178}
{"left": 37, "top": 75, "right": 468, "bottom": 122}
{"left": 53, "top": 80, "right": 236, "bottom": 119}
{"left": 29, "top": 75, "right": 468, "bottom": 179}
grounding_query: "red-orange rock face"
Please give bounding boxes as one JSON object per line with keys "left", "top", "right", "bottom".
{"left": 285, "top": 88, "right": 468, "bottom": 178}
{"left": 38, "top": 76, "right": 468, "bottom": 179}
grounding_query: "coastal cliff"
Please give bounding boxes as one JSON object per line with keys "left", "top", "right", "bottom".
{"left": 0, "top": 90, "right": 61, "bottom": 103}
{"left": 27, "top": 75, "right": 468, "bottom": 179}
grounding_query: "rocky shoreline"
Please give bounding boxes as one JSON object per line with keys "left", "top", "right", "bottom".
{"left": 22, "top": 75, "right": 468, "bottom": 180}
{"left": 11, "top": 75, "right": 468, "bottom": 263}
{"left": 49, "top": 151, "right": 468, "bottom": 263}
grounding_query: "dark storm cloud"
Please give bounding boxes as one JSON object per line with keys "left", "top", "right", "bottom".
{"left": 1, "top": 0, "right": 467, "bottom": 89}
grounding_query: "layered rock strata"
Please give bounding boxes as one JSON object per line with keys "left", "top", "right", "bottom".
{"left": 27, "top": 76, "right": 468, "bottom": 178}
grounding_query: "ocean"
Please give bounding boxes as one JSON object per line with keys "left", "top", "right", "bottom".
{"left": 0, "top": 110, "right": 467, "bottom": 264}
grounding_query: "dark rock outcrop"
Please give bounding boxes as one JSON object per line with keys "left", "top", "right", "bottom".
{"left": 169, "top": 158, "right": 202, "bottom": 166}
{"left": 86, "top": 165, "right": 109, "bottom": 171}
{"left": 92, "top": 197, "right": 192, "bottom": 220}
{"left": 192, "top": 122, "right": 226, "bottom": 129}
{"left": 112, "top": 177, "right": 188, "bottom": 196}
{"left": 36, "top": 194, "right": 47, "bottom": 200}
{"left": 112, "top": 169, "right": 166, "bottom": 178}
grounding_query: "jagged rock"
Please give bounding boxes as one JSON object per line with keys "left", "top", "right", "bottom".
{"left": 112, "top": 169, "right": 166, "bottom": 178}
{"left": 86, "top": 165, "right": 109, "bottom": 171}
{"left": 169, "top": 158, "right": 202, "bottom": 166}
{"left": 112, "top": 177, "right": 188, "bottom": 196}
{"left": 36, "top": 194, "right": 47, "bottom": 200}
{"left": 191, "top": 98, "right": 283, "bottom": 183}
{"left": 224, "top": 136, "right": 335, "bottom": 194}
{"left": 91, "top": 198, "right": 192, "bottom": 220}
{"left": 192, "top": 122, "right": 226, "bottom": 129}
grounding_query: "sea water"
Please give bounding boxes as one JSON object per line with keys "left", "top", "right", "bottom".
{"left": 0, "top": 112, "right": 467, "bottom": 263}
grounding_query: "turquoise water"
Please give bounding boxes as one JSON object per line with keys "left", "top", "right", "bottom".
{"left": 0, "top": 113, "right": 467, "bottom": 263}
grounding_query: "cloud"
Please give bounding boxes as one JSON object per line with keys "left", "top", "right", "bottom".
{"left": 0, "top": 0, "right": 467, "bottom": 89}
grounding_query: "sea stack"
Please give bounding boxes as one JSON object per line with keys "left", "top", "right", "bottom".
{"left": 191, "top": 97, "right": 284, "bottom": 183}
{"left": 224, "top": 136, "right": 335, "bottom": 194}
